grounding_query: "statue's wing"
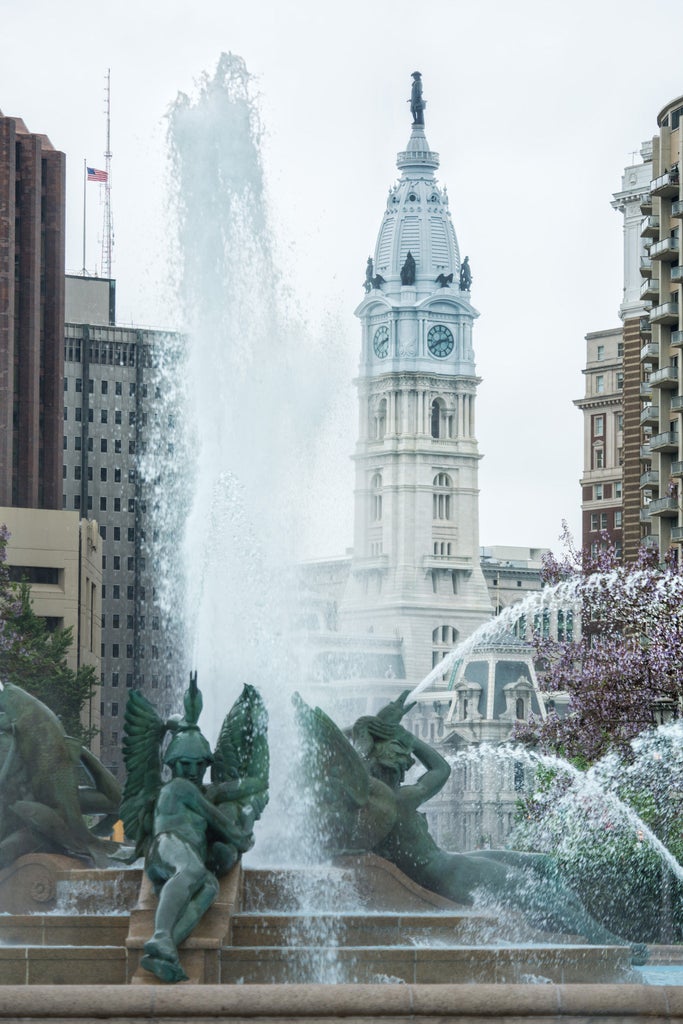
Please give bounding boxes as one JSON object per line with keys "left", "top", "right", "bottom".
{"left": 213, "top": 685, "right": 269, "bottom": 815}
{"left": 292, "top": 693, "right": 369, "bottom": 809}
{"left": 120, "top": 691, "right": 165, "bottom": 847}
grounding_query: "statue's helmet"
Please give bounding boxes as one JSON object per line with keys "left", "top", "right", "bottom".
{"left": 163, "top": 726, "right": 212, "bottom": 767}
{"left": 411, "top": 71, "right": 421, "bottom": 78}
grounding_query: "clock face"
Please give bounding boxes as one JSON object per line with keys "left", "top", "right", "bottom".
{"left": 427, "top": 324, "right": 454, "bottom": 358}
{"left": 373, "top": 325, "right": 389, "bottom": 359}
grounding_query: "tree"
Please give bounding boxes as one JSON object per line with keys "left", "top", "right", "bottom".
{"left": 516, "top": 524, "right": 683, "bottom": 763}
{"left": 0, "top": 526, "right": 98, "bottom": 744}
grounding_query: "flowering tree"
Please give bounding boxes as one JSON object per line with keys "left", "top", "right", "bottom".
{"left": 0, "top": 526, "right": 97, "bottom": 743}
{"left": 517, "top": 525, "right": 683, "bottom": 764}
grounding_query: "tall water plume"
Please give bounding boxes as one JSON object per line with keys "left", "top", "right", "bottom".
{"left": 164, "top": 54, "right": 344, "bottom": 743}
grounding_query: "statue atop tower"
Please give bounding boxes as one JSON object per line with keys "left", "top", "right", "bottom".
{"left": 409, "top": 72, "right": 425, "bottom": 126}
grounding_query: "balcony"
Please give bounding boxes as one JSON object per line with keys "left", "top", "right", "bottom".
{"left": 640, "top": 380, "right": 653, "bottom": 398}
{"left": 672, "top": 526, "right": 683, "bottom": 541}
{"left": 640, "top": 256, "right": 653, "bottom": 278}
{"left": 640, "top": 470, "right": 659, "bottom": 488}
{"left": 640, "top": 404, "right": 659, "bottom": 425}
{"left": 672, "top": 331, "right": 683, "bottom": 348}
{"left": 671, "top": 461, "right": 683, "bottom": 477}
{"left": 642, "top": 534, "right": 659, "bottom": 549}
{"left": 641, "top": 215, "right": 660, "bottom": 239}
{"left": 672, "top": 265, "right": 683, "bottom": 283}
{"left": 650, "top": 236, "right": 680, "bottom": 261}
{"left": 648, "top": 496, "right": 679, "bottom": 517}
{"left": 672, "top": 395, "right": 683, "bottom": 413}
{"left": 649, "top": 364, "right": 679, "bottom": 388}
{"left": 650, "top": 430, "right": 680, "bottom": 452}
{"left": 640, "top": 277, "right": 659, "bottom": 300}
{"left": 651, "top": 171, "right": 680, "bottom": 197}
{"left": 650, "top": 301, "right": 680, "bottom": 324}
{"left": 640, "top": 443, "right": 652, "bottom": 458}
{"left": 673, "top": 200, "right": 683, "bottom": 220}
{"left": 640, "top": 316, "right": 652, "bottom": 336}
{"left": 640, "top": 507, "right": 652, "bottom": 523}
{"left": 641, "top": 194, "right": 653, "bottom": 215}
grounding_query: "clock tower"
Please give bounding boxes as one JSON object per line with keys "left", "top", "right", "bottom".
{"left": 340, "top": 76, "right": 492, "bottom": 686}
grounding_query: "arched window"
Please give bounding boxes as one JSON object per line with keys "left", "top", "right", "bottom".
{"left": 515, "top": 697, "right": 525, "bottom": 720}
{"left": 432, "top": 473, "right": 452, "bottom": 520}
{"left": 376, "top": 398, "right": 387, "bottom": 440}
{"left": 431, "top": 624, "right": 458, "bottom": 670}
{"left": 371, "top": 473, "right": 382, "bottom": 521}
{"left": 431, "top": 399, "right": 441, "bottom": 438}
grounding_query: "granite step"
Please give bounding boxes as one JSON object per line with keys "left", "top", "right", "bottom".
{"left": 230, "top": 911, "right": 498, "bottom": 948}
{"left": 217, "top": 941, "right": 633, "bottom": 985}
{"left": 0, "top": 914, "right": 130, "bottom": 948}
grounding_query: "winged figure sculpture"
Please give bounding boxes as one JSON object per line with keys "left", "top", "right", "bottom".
{"left": 120, "top": 674, "right": 269, "bottom": 983}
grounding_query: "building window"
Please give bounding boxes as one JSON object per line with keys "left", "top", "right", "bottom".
{"left": 618, "top": 341, "right": 624, "bottom": 356}
{"left": 615, "top": 481, "right": 622, "bottom": 499}
{"left": 594, "top": 415, "right": 604, "bottom": 437}
{"left": 596, "top": 344, "right": 605, "bottom": 360}
{"left": 590, "top": 512, "right": 599, "bottom": 531}
{"left": 615, "top": 510, "right": 622, "bottom": 528}
{"left": 593, "top": 448, "right": 604, "bottom": 469}
{"left": 432, "top": 624, "right": 458, "bottom": 671}
{"left": 600, "top": 512, "right": 608, "bottom": 530}
{"left": 101, "top": 409, "right": 108, "bottom": 424}
{"left": 115, "top": 381, "right": 122, "bottom": 396}
{"left": 101, "top": 438, "right": 107, "bottom": 453}
{"left": 76, "top": 378, "right": 82, "bottom": 392}
{"left": 617, "top": 372, "right": 624, "bottom": 390}
{"left": 101, "top": 380, "right": 108, "bottom": 395}
{"left": 595, "top": 375, "right": 604, "bottom": 394}
{"left": 617, "top": 414, "right": 623, "bottom": 432}
{"left": 595, "top": 484, "right": 603, "bottom": 500}
{"left": 75, "top": 407, "right": 82, "bottom": 422}
{"left": 433, "top": 473, "right": 452, "bottom": 520}
{"left": 100, "top": 497, "right": 107, "bottom": 511}
{"left": 371, "top": 473, "right": 382, "bottom": 521}
{"left": 73, "top": 495, "right": 81, "bottom": 509}
{"left": 115, "top": 410, "right": 122, "bottom": 424}
{"left": 100, "top": 467, "right": 107, "bottom": 481}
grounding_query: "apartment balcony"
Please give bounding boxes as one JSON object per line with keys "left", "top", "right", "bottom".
{"left": 640, "top": 256, "right": 653, "bottom": 278}
{"left": 672, "top": 526, "right": 683, "bottom": 541}
{"left": 671, "top": 460, "right": 683, "bottom": 477}
{"left": 651, "top": 171, "right": 680, "bottom": 198}
{"left": 648, "top": 496, "right": 679, "bottom": 517}
{"left": 640, "top": 443, "right": 653, "bottom": 458}
{"left": 673, "top": 200, "right": 683, "bottom": 220}
{"left": 640, "top": 277, "right": 659, "bottom": 301}
{"left": 640, "top": 404, "right": 659, "bottom": 425}
{"left": 650, "top": 301, "right": 680, "bottom": 325}
{"left": 640, "top": 470, "right": 659, "bottom": 488}
{"left": 640, "top": 316, "right": 652, "bottom": 336}
{"left": 672, "top": 331, "right": 683, "bottom": 348}
{"left": 641, "top": 194, "right": 653, "bottom": 215}
{"left": 650, "top": 430, "right": 680, "bottom": 452}
{"left": 672, "top": 265, "right": 683, "bottom": 283}
{"left": 641, "top": 215, "right": 660, "bottom": 239}
{"left": 640, "top": 342, "right": 658, "bottom": 362}
{"left": 642, "top": 534, "right": 659, "bottom": 549}
{"left": 650, "top": 236, "right": 680, "bottom": 261}
{"left": 640, "top": 507, "right": 652, "bottom": 523}
{"left": 649, "top": 364, "right": 679, "bottom": 388}
{"left": 671, "top": 395, "right": 683, "bottom": 413}
{"left": 640, "top": 381, "right": 653, "bottom": 399}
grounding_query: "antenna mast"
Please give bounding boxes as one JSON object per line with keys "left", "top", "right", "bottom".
{"left": 101, "top": 69, "right": 114, "bottom": 279}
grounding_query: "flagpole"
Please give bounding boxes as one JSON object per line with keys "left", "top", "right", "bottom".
{"left": 82, "top": 159, "right": 87, "bottom": 276}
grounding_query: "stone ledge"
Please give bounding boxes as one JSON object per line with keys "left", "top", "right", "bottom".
{"left": 0, "top": 984, "right": 682, "bottom": 1021}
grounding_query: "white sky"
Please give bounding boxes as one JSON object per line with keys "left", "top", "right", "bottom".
{"left": 2, "top": 0, "right": 683, "bottom": 558}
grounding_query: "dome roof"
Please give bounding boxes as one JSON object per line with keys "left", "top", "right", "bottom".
{"left": 374, "top": 125, "right": 460, "bottom": 298}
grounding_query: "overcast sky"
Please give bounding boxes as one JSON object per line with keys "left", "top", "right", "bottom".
{"left": 3, "top": 0, "right": 683, "bottom": 558}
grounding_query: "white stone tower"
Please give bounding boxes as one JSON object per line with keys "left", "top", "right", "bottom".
{"left": 340, "top": 75, "right": 492, "bottom": 685}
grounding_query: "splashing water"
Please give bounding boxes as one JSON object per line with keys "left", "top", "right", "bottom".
{"left": 164, "top": 54, "right": 348, "bottom": 744}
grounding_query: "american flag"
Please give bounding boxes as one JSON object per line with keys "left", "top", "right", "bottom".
{"left": 87, "top": 166, "right": 108, "bottom": 183}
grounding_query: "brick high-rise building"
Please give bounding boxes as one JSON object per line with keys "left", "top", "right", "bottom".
{"left": 0, "top": 111, "right": 65, "bottom": 509}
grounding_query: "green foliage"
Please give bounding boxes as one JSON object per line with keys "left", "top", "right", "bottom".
{"left": 0, "top": 547, "right": 98, "bottom": 745}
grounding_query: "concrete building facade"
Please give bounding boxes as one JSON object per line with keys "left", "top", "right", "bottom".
{"left": 636, "top": 97, "right": 683, "bottom": 556}
{"left": 575, "top": 328, "right": 624, "bottom": 557}
{"left": 0, "top": 111, "right": 65, "bottom": 510}
{"left": 62, "top": 300, "right": 184, "bottom": 775}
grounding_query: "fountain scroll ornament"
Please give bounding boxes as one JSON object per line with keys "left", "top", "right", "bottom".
{"left": 294, "top": 690, "right": 647, "bottom": 964}
{"left": 120, "top": 674, "right": 269, "bottom": 983}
